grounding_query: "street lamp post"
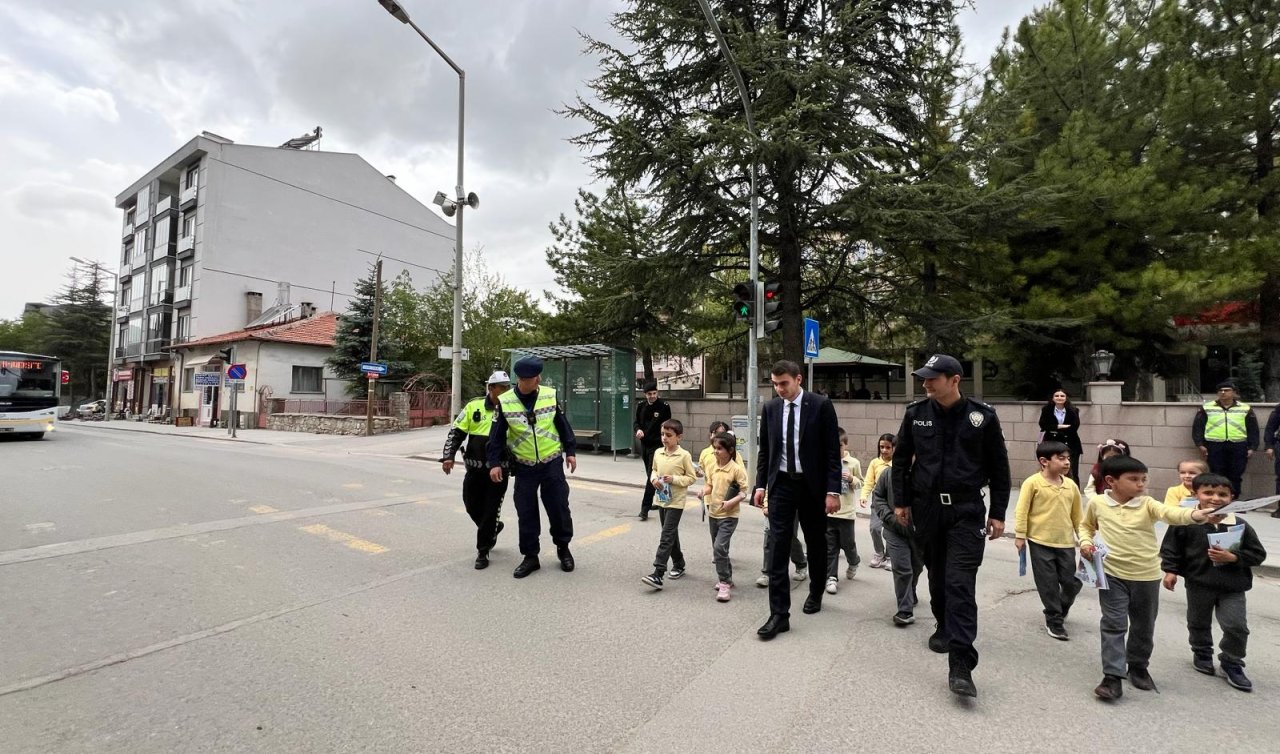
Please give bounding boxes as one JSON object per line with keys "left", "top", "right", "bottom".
{"left": 70, "top": 256, "right": 117, "bottom": 422}
{"left": 376, "top": 0, "right": 470, "bottom": 418}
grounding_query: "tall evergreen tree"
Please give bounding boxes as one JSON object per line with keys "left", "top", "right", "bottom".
{"left": 42, "top": 264, "right": 110, "bottom": 407}
{"left": 328, "top": 265, "right": 414, "bottom": 397}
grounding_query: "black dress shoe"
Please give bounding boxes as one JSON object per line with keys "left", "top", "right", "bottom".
{"left": 757, "top": 615, "right": 790, "bottom": 640}
{"left": 1128, "top": 666, "right": 1158, "bottom": 691}
{"left": 802, "top": 595, "right": 822, "bottom": 614}
{"left": 474, "top": 551, "right": 489, "bottom": 570}
{"left": 513, "top": 556, "right": 540, "bottom": 579}
{"left": 557, "top": 546, "right": 575, "bottom": 572}
{"left": 928, "top": 628, "right": 948, "bottom": 654}
{"left": 948, "top": 668, "right": 977, "bottom": 697}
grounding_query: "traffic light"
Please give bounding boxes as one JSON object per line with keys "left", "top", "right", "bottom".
{"left": 732, "top": 282, "right": 754, "bottom": 323}
{"left": 217, "top": 347, "right": 233, "bottom": 362}
{"left": 759, "top": 281, "right": 782, "bottom": 338}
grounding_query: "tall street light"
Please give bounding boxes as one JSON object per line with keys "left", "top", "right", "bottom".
{"left": 70, "top": 256, "right": 117, "bottom": 421}
{"left": 376, "top": 0, "right": 473, "bottom": 418}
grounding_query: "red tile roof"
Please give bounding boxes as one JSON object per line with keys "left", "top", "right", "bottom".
{"left": 171, "top": 312, "right": 339, "bottom": 350}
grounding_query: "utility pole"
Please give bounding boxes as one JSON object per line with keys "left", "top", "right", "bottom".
{"left": 365, "top": 259, "right": 383, "bottom": 436}
{"left": 227, "top": 345, "right": 237, "bottom": 439}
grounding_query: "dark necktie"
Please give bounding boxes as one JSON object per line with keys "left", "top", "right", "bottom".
{"left": 786, "top": 401, "right": 797, "bottom": 474}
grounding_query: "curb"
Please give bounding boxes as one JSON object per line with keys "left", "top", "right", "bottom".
{"left": 60, "top": 422, "right": 268, "bottom": 445}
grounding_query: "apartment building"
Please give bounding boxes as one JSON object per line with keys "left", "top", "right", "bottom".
{"left": 109, "top": 130, "right": 455, "bottom": 416}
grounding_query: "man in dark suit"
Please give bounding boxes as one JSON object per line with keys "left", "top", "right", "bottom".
{"left": 752, "top": 360, "right": 842, "bottom": 640}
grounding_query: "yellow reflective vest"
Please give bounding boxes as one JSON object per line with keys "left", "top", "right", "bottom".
{"left": 454, "top": 396, "right": 496, "bottom": 437}
{"left": 1202, "top": 400, "right": 1251, "bottom": 442}
{"left": 498, "top": 386, "right": 563, "bottom": 465}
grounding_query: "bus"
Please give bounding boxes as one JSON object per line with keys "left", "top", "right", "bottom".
{"left": 0, "top": 351, "right": 61, "bottom": 439}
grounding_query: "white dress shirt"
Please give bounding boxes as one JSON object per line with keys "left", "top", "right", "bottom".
{"left": 777, "top": 387, "right": 804, "bottom": 474}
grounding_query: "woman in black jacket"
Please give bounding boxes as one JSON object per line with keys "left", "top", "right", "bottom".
{"left": 1038, "top": 389, "right": 1083, "bottom": 487}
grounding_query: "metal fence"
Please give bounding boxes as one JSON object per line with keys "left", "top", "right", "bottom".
{"left": 267, "top": 398, "right": 391, "bottom": 416}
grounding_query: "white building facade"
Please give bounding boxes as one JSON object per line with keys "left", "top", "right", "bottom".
{"left": 109, "top": 131, "right": 454, "bottom": 416}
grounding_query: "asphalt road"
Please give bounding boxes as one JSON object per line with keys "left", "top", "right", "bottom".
{"left": 1, "top": 426, "right": 1277, "bottom": 753}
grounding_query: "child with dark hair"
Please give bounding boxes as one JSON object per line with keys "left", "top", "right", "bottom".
{"left": 1014, "top": 440, "right": 1083, "bottom": 640}
{"left": 1079, "top": 455, "right": 1214, "bottom": 700}
{"left": 702, "top": 432, "right": 749, "bottom": 602}
{"left": 641, "top": 419, "right": 697, "bottom": 590}
{"left": 1160, "top": 473, "right": 1267, "bottom": 692}
{"left": 1084, "top": 438, "right": 1131, "bottom": 496}
{"left": 861, "top": 433, "right": 895, "bottom": 569}
{"left": 824, "top": 427, "right": 862, "bottom": 594}
{"left": 697, "top": 420, "right": 741, "bottom": 479}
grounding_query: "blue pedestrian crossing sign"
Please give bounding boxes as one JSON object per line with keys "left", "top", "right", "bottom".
{"left": 803, "top": 318, "right": 820, "bottom": 359}
{"left": 226, "top": 363, "right": 247, "bottom": 380}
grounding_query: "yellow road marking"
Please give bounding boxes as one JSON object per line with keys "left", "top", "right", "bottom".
{"left": 341, "top": 483, "right": 365, "bottom": 490}
{"left": 248, "top": 505, "right": 279, "bottom": 514}
{"left": 363, "top": 509, "right": 394, "bottom": 517}
{"left": 570, "top": 480, "right": 629, "bottom": 495}
{"left": 297, "top": 524, "right": 388, "bottom": 554}
{"left": 576, "top": 523, "right": 631, "bottom": 546}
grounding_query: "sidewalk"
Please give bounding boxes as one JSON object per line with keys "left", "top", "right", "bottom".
{"left": 63, "top": 420, "right": 1280, "bottom": 575}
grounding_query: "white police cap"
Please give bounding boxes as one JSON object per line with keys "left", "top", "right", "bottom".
{"left": 486, "top": 370, "right": 511, "bottom": 385}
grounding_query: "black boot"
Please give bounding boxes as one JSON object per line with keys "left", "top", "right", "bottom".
{"left": 474, "top": 550, "right": 489, "bottom": 570}
{"left": 513, "top": 556, "right": 540, "bottom": 579}
{"left": 557, "top": 546, "right": 575, "bottom": 572}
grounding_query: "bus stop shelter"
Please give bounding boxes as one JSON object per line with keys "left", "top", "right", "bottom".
{"left": 809, "top": 347, "right": 903, "bottom": 399}
{"left": 506, "top": 344, "right": 635, "bottom": 456}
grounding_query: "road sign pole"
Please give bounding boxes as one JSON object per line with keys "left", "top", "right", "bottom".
{"left": 228, "top": 347, "right": 236, "bottom": 438}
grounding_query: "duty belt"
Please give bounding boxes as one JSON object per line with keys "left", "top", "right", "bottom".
{"left": 936, "top": 492, "right": 983, "bottom": 506}
{"left": 513, "top": 450, "right": 563, "bottom": 467}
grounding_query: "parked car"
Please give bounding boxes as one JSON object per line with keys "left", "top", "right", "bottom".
{"left": 77, "top": 399, "right": 107, "bottom": 418}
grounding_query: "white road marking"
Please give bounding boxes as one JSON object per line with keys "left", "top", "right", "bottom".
{"left": 24, "top": 522, "right": 56, "bottom": 533}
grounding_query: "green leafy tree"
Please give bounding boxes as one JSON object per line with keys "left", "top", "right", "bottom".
{"left": 0, "top": 310, "right": 50, "bottom": 355}
{"left": 328, "top": 264, "right": 415, "bottom": 397}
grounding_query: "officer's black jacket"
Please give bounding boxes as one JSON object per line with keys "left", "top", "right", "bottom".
{"left": 890, "top": 396, "right": 1011, "bottom": 521}
{"left": 634, "top": 397, "right": 672, "bottom": 449}
{"left": 442, "top": 395, "right": 501, "bottom": 468}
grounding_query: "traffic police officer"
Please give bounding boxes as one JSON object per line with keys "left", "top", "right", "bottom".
{"left": 441, "top": 370, "right": 512, "bottom": 570}
{"left": 487, "top": 356, "right": 578, "bottom": 579}
{"left": 891, "top": 354, "right": 1010, "bottom": 698}
{"left": 1192, "top": 379, "right": 1259, "bottom": 499}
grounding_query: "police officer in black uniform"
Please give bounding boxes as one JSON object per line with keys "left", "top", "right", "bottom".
{"left": 891, "top": 354, "right": 1010, "bottom": 698}
{"left": 441, "top": 370, "right": 512, "bottom": 570}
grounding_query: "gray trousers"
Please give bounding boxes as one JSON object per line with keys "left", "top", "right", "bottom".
{"left": 1028, "top": 541, "right": 1082, "bottom": 625}
{"left": 1097, "top": 576, "right": 1160, "bottom": 677}
{"left": 826, "top": 518, "right": 860, "bottom": 578}
{"left": 883, "top": 526, "right": 922, "bottom": 614}
{"left": 652, "top": 507, "right": 685, "bottom": 572}
{"left": 708, "top": 516, "right": 738, "bottom": 584}
{"left": 869, "top": 514, "right": 885, "bottom": 556}
{"left": 1186, "top": 584, "right": 1249, "bottom": 667}
{"left": 762, "top": 514, "right": 807, "bottom": 573}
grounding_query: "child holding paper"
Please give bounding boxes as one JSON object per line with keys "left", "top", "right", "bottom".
{"left": 1078, "top": 455, "right": 1214, "bottom": 701}
{"left": 1014, "top": 441, "right": 1083, "bottom": 641}
{"left": 1160, "top": 473, "right": 1267, "bottom": 692}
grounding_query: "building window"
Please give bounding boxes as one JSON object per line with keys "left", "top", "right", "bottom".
{"left": 185, "top": 164, "right": 198, "bottom": 190}
{"left": 182, "top": 367, "right": 194, "bottom": 392}
{"left": 178, "top": 265, "right": 193, "bottom": 287}
{"left": 125, "top": 208, "right": 135, "bottom": 226}
{"left": 181, "top": 214, "right": 195, "bottom": 238}
{"left": 291, "top": 366, "right": 323, "bottom": 393}
{"left": 176, "top": 314, "right": 191, "bottom": 341}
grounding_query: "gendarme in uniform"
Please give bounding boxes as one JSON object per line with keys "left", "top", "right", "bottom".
{"left": 891, "top": 353, "right": 1010, "bottom": 698}
{"left": 441, "top": 370, "right": 512, "bottom": 570}
{"left": 1192, "top": 379, "right": 1259, "bottom": 499}
{"left": 487, "top": 355, "right": 578, "bottom": 579}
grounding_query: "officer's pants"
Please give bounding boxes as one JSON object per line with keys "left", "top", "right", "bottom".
{"left": 766, "top": 475, "right": 828, "bottom": 618}
{"left": 512, "top": 461, "right": 573, "bottom": 556}
{"left": 1205, "top": 442, "right": 1249, "bottom": 498}
{"left": 919, "top": 505, "right": 986, "bottom": 672}
{"left": 640, "top": 445, "right": 658, "bottom": 514}
{"left": 462, "top": 466, "right": 508, "bottom": 552}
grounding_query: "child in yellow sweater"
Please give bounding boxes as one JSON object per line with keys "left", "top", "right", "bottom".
{"left": 1079, "top": 455, "right": 1214, "bottom": 701}
{"left": 641, "top": 420, "right": 697, "bottom": 590}
{"left": 1162, "top": 459, "right": 1207, "bottom": 507}
{"left": 1014, "top": 441, "right": 1083, "bottom": 640}
{"left": 860, "top": 433, "right": 895, "bottom": 569}
{"left": 701, "top": 432, "right": 749, "bottom": 602}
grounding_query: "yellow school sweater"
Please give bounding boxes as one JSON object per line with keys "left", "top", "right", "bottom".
{"left": 705, "top": 458, "right": 749, "bottom": 519}
{"left": 1078, "top": 493, "right": 1198, "bottom": 581}
{"left": 1163, "top": 484, "right": 1194, "bottom": 507}
{"left": 831, "top": 454, "right": 863, "bottom": 520}
{"left": 650, "top": 446, "right": 697, "bottom": 509}
{"left": 1014, "top": 473, "right": 1082, "bottom": 548}
{"left": 861, "top": 457, "right": 891, "bottom": 502}
{"left": 699, "top": 445, "right": 743, "bottom": 473}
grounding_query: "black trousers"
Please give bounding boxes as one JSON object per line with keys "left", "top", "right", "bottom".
{"left": 917, "top": 503, "right": 987, "bottom": 672}
{"left": 766, "top": 475, "right": 828, "bottom": 617}
{"left": 513, "top": 462, "right": 573, "bottom": 556}
{"left": 1068, "top": 452, "right": 1081, "bottom": 489}
{"left": 1205, "top": 442, "right": 1249, "bottom": 498}
{"left": 462, "top": 466, "right": 508, "bottom": 552}
{"left": 640, "top": 445, "right": 659, "bottom": 514}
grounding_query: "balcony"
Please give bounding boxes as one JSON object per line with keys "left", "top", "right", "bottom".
{"left": 148, "top": 289, "right": 173, "bottom": 307}
{"left": 173, "top": 284, "right": 192, "bottom": 303}
{"left": 177, "top": 235, "right": 195, "bottom": 256}
{"left": 172, "top": 334, "right": 191, "bottom": 345}
{"left": 145, "top": 338, "right": 171, "bottom": 355}
{"left": 154, "top": 196, "right": 175, "bottom": 217}
{"left": 116, "top": 301, "right": 131, "bottom": 320}
{"left": 135, "top": 204, "right": 150, "bottom": 227}
{"left": 122, "top": 222, "right": 135, "bottom": 240}
{"left": 117, "top": 343, "right": 143, "bottom": 359}
{"left": 179, "top": 184, "right": 197, "bottom": 208}
{"left": 152, "top": 239, "right": 175, "bottom": 262}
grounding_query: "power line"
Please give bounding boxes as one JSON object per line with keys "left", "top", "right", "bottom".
{"left": 201, "top": 267, "right": 356, "bottom": 301}
{"left": 355, "top": 248, "right": 449, "bottom": 277}
{"left": 205, "top": 156, "right": 456, "bottom": 244}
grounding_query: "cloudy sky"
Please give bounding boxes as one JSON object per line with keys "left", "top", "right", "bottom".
{"left": 0, "top": 0, "right": 1041, "bottom": 319}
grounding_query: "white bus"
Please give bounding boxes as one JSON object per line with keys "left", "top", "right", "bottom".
{"left": 0, "top": 351, "right": 62, "bottom": 439}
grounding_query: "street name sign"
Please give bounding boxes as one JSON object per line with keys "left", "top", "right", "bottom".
{"left": 359, "top": 362, "right": 388, "bottom": 375}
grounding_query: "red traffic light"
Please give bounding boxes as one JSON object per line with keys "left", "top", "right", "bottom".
{"left": 61, "top": 370, "right": 70, "bottom": 385}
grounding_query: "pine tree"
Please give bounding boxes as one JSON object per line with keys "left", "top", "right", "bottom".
{"left": 328, "top": 265, "right": 414, "bottom": 397}
{"left": 42, "top": 264, "right": 110, "bottom": 407}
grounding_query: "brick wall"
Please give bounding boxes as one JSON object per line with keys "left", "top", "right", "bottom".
{"left": 664, "top": 398, "right": 1278, "bottom": 498}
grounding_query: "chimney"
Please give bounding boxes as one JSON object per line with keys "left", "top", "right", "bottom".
{"left": 245, "top": 291, "right": 262, "bottom": 325}
{"left": 300, "top": 302, "right": 315, "bottom": 318}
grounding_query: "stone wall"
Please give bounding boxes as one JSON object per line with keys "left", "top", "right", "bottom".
{"left": 663, "top": 398, "right": 1278, "bottom": 499}
{"left": 266, "top": 413, "right": 404, "bottom": 436}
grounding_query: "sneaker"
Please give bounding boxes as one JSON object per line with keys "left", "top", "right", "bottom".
{"left": 880, "top": 559, "right": 894, "bottom": 570}
{"left": 1094, "top": 674, "right": 1123, "bottom": 700}
{"left": 825, "top": 577, "right": 838, "bottom": 595}
{"left": 641, "top": 573, "right": 664, "bottom": 590}
{"left": 668, "top": 568, "right": 685, "bottom": 579}
{"left": 1128, "top": 666, "right": 1158, "bottom": 692}
{"left": 1046, "top": 623, "right": 1069, "bottom": 641}
{"left": 792, "top": 567, "right": 808, "bottom": 583}
{"left": 845, "top": 564, "right": 857, "bottom": 580}
{"left": 1223, "top": 664, "right": 1252, "bottom": 692}
{"left": 893, "top": 611, "right": 915, "bottom": 626}
{"left": 868, "top": 553, "right": 885, "bottom": 569}
{"left": 1193, "top": 654, "right": 1215, "bottom": 675}
{"left": 715, "top": 582, "right": 732, "bottom": 602}
{"left": 928, "top": 627, "right": 948, "bottom": 654}
{"left": 756, "top": 574, "right": 769, "bottom": 588}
